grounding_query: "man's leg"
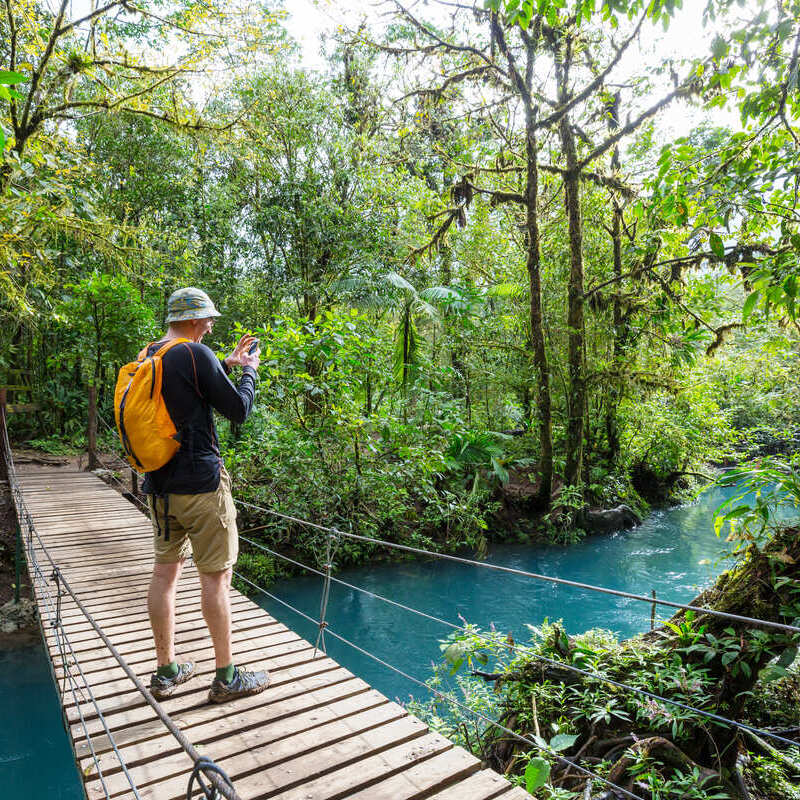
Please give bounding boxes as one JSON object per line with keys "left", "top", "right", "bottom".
{"left": 201, "top": 565, "right": 270, "bottom": 703}
{"left": 199, "top": 567, "right": 233, "bottom": 669}
{"left": 148, "top": 560, "right": 184, "bottom": 666}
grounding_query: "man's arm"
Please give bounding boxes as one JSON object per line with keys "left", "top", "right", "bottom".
{"left": 192, "top": 344, "right": 256, "bottom": 424}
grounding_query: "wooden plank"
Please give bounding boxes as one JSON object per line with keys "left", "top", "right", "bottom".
{"left": 54, "top": 623, "right": 299, "bottom": 687}
{"left": 343, "top": 747, "right": 482, "bottom": 800}
{"left": 7, "top": 402, "right": 40, "bottom": 413}
{"left": 70, "top": 657, "right": 342, "bottom": 739}
{"left": 89, "top": 688, "right": 392, "bottom": 795}
{"left": 45, "top": 595, "right": 256, "bottom": 644}
{"left": 252, "top": 727, "right": 449, "bottom": 800}
{"left": 64, "top": 636, "right": 312, "bottom": 708}
{"left": 74, "top": 668, "right": 360, "bottom": 760}
{"left": 426, "top": 770, "right": 520, "bottom": 799}
{"left": 56, "top": 626, "right": 305, "bottom": 698}
{"left": 499, "top": 788, "right": 535, "bottom": 798}
{"left": 55, "top": 606, "right": 270, "bottom": 660}
{"left": 64, "top": 634, "right": 319, "bottom": 726}
{"left": 148, "top": 714, "right": 433, "bottom": 800}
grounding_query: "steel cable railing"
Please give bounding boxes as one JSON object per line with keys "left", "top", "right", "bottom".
{"left": 237, "top": 534, "right": 800, "bottom": 750}
{"left": 233, "top": 498, "right": 800, "bottom": 636}
{"left": 90, "top": 413, "right": 151, "bottom": 513}
{"left": 2, "top": 411, "right": 141, "bottom": 798}
{"left": 1, "top": 407, "right": 241, "bottom": 800}
{"left": 232, "top": 569, "right": 647, "bottom": 800}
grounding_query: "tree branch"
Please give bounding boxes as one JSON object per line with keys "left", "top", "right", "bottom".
{"left": 391, "top": 0, "right": 503, "bottom": 71}
{"left": 56, "top": 0, "right": 125, "bottom": 38}
{"left": 535, "top": 5, "right": 649, "bottom": 132}
{"left": 578, "top": 84, "right": 692, "bottom": 169}
{"left": 20, "top": 0, "right": 70, "bottom": 135}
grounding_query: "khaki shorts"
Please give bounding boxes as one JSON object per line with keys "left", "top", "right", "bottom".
{"left": 148, "top": 467, "right": 238, "bottom": 573}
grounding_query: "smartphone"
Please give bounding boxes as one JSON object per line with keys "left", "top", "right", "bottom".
{"left": 247, "top": 338, "right": 260, "bottom": 355}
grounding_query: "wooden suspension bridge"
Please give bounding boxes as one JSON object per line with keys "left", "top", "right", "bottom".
{"left": 13, "top": 461, "right": 532, "bottom": 800}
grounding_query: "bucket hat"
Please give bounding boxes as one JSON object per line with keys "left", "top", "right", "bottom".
{"left": 165, "top": 287, "right": 221, "bottom": 323}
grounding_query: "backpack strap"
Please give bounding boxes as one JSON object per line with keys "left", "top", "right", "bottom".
{"left": 137, "top": 336, "right": 191, "bottom": 362}
{"left": 152, "top": 337, "right": 192, "bottom": 358}
{"left": 180, "top": 342, "right": 202, "bottom": 397}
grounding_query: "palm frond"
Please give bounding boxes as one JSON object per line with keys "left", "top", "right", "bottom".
{"left": 419, "top": 285, "right": 462, "bottom": 303}
{"left": 384, "top": 271, "right": 417, "bottom": 294}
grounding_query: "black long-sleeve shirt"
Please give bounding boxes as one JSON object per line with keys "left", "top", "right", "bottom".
{"left": 141, "top": 340, "right": 256, "bottom": 495}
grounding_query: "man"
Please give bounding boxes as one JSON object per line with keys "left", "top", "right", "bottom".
{"left": 143, "top": 287, "right": 269, "bottom": 703}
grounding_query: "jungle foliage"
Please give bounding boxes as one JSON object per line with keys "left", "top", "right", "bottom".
{"left": 409, "top": 465, "right": 800, "bottom": 799}
{"left": 1, "top": 1, "right": 800, "bottom": 794}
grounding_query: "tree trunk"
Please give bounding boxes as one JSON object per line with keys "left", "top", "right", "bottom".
{"left": 561, "top": 115, "right": 585, "bottom": 488}
{"left": 525, "top": 112, "right": 553, "bottom": 507}
{"left": 605, "top": 94, "right": 623, "bottom": 463}
{"left": 303, "top": 280, "right": 323, "bottom": 417}
{"left": 548, "top": 30, "right": 586, "bottom": 489}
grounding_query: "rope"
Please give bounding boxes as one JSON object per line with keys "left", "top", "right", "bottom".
{"left": 233, "top": 497, "right": 800, "bottom": 635}
{"left": 187, "top": 757, "right": 236, "bottom": 800}
{"left": 232, "top": 570, "right": 646, "bottom": 800}
{"left": 238, "top": 535, "right": 800, "bottom": 750}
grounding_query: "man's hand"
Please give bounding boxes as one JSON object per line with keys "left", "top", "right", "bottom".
{"left": 224, "top": 334, "right": 260, "bottom": 371}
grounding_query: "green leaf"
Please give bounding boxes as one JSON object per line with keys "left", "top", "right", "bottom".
{"left": 758, "top": 664, "right": 788, "bottom": 683}
{"left": 525, "top": 757, "right": 551, "bottom": 793}
{"left": 709, "top": 232, "right": 725, "bottom": 259}
{"left": 550, "top": 733, "right": 579, "bottom": 752}
{"left": 776, "top": 645, "right": 798, "bottom": 668}
{"left": 442, "top": 641, "right": 467, "bottom": 666}
{"left": 0, "top": 70, "right": 26, "bottom": 84}
{"left": 742, "top": 290, "right": 760, "bottom": 322}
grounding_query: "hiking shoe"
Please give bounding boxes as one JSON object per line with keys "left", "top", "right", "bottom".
{"left": 149, "top": 662, "right": 196, "bottom": 699}
{"left": 208, "top": 665, "right": 270, "bottom": 704}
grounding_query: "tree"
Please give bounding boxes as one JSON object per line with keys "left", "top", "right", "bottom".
{"left": 361, "top": 0, "right": 708, "bottom": 500}
{"left": 0, "top": 0, "right": 282, "bottom": 188}
{"left": 55, "top": 272, "right": 157, "bottom": 391}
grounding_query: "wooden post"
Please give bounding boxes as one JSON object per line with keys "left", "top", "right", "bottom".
{"left": 650, "top": 589, "right": 657, "bottom": 631}
{"left": 131, "top": 467, "right": 138, "bottom": 496}
{"left": 0, "top": 388, "right": 8, "bottom": 484}
{"left": 88, "top": 385, "right": 99, "bottom": 470}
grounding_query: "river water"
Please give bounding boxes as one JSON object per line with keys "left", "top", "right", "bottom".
{"left": 1, "top": 481, "right": 757, "bottom": 796}
{"left": 255, "top": 483, "right": 742, "bottom": 705}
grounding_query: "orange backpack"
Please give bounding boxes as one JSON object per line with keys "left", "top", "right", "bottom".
{"left": 114, "top": 338, "right": 196, "bottom": 472}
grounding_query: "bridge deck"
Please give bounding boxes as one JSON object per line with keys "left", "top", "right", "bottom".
{"left": 18, "top": 465, "right": 530, "bottom": 800}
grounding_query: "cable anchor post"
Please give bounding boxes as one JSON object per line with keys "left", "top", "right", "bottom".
{"left": 314, "top": 529, "right": 337, "bottom": 657}
{"left": 50, "top": 567, "right": 63, "bottom": 629}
